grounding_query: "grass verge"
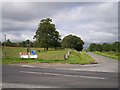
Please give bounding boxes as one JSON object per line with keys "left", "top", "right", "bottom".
{"left": 65, "top": 50, "right": 95, "bottom": 64}
{"left": 2, "top": 50, "right": 95, "bottom": 65}
{"left": 94, "top": 51, "right": 119, "bottom": 60}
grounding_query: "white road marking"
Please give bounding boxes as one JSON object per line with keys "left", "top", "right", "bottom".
{"left": 21, "top": 65, "right": 36, "bottom": 68}
{"left": 56, "top": 68, "right": 118, "bottom": 73}
{"left": 2, "top": 83, "right": 57, "bottom": 88}
{"left": 0, "top": 83, "right": 2, "bottom": 89}
{"left": 20, "top": 71, "right": 106, "bottom": 80}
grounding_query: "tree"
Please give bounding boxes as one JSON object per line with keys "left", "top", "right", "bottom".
{"left": 111, "top": 42, "right": 120, "bottom": 52}
{"left": 2, "top": 39, "right": 17, "bottom": 47}
{"left": 88, "top": 42, "right": 120, "bottom": 52}
{"left": 96, "top": 44, "right": 102, "bottom": 51}
{"left": 62, "top": 34, "right": 84, "bottom": 51}
{"left": 2, "top": 39, "right": 13, "bottom": 46}
{"left": 33, "top": 18, "right": 61, "bottom": 50}
{"left": 102, "top": 43, "right": 111, "bottom": 51}
{"left": 111, "top": 42, "right": 117, "bottom": 51}
{"left": 88, "top": 43, "right": 97, "bottom": 52}
{"left": 19, "top": 39, "right": 33, "bottom": 47}
{"left": 0, "top": 42, "right": 1, "bottom": 46}
{"left": 19, "top": 41, "right": 26, "bottom": 47}
{"left": 117, "top": 42, "right": 120, "bottom": 52}
{"left": 52, "top": 31, "right": 61, "bottom": 50}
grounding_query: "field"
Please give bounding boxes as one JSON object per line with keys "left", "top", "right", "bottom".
{"left": 1, "top": 47, "right": 95, "bottom": 64}
{"left": 94, "top": 51, "right": 120, "bottom": 60}
{"left": 1, "top": 47, "right": 67, "bottom": 60}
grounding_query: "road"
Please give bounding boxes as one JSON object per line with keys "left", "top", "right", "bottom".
{"left": 2, "top": 52, "right": 119, "bottom": 89}
{"left": 86, "top": 52, "right": 118, "bottom": 72}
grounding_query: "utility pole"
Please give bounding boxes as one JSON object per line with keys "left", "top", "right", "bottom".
{"left": 27, "top": 40, "right": 31, "bottom": 58}
{"left": 4, "top": 35, "right": 6, "bottom": 58}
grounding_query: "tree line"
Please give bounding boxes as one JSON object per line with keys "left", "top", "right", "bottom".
{"left": 88, "top": 42, "right": 120, "bottom": 52}
{"left": 1, "top": 18, "right": 84, "bottom": 51}
{"left": 1, "top": 39, "right": 34, "bottom": 47}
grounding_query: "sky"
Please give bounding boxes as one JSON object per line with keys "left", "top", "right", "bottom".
{"left": 1, "top": 2, "right": 118, "bottom": 47}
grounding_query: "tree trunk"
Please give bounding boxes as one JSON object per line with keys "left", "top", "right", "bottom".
{"left": 46, "top": 47, "right": 48, "bottom": 51}
{"left": 55, "top": 47, "right": 57, "bottom": 50}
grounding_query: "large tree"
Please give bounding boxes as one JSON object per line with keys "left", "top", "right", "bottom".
{"left": 111, "top": 42, "right": 120, "bottom": 52}
{"left": 19, "top": 39, "right": 33, "bottom": 47}
{"left": 102, "top": 43, "right": 111, "bottom": 51}
{"left": 34, "top": 18, "right": 61, "bottom": 50}
{"left": 96, "top": 44, "right": 102, "bottom": 51}
{"left": 88, "top": 42, "right": 120, "bottom": 52}
{"left": 88, "top": 43, "right": 97, "bottom": 52}
{"left": 2, "top": 39, "right": 13, "bottom": 46}
{"left": 62, "top": 34, "right": 84, "bottom": 51}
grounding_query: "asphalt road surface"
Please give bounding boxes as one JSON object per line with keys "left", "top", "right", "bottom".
{"left": 2, "top": 52, "right": 119, "bottom": 89}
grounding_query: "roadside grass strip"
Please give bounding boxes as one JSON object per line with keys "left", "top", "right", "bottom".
{"left": 2, "top": 47, "right": 95, "bottom": 65}
{"left": 94, "top": 51, "right": 119, "bottom": 60}
{"left": 20, "top": 71, "right": 106, "bottom": 80}
{"left": 65, "top": 50, "right": 95, "bottom": 64}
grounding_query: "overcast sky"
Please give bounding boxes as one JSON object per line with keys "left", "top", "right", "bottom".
{"left": 2, "top": 2, "right": 118, "bottom": 47}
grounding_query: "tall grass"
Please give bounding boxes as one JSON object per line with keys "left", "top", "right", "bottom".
{"left": 1, "top": 47, "right": 67, "bottom": 60}
{"left": 1, "top": 47, "right": 95, "bottom": 64}
{"left": 65, "top": 50, "right": 95, "bottom": 64}
{"left": 38, "top": 50, "right": 68, "bottom": 60}
{"left": 2, "top": 47, "right": 27, "bottom": 58}
{"left": 94, "top": 51, "right": 119, "bottom": 60}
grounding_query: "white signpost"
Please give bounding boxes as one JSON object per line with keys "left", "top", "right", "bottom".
{"left": 19, "top": 41, "right": 38, "bottom": 59}
{"left": 19, "top": 52, "right": 38, "bottom": 59}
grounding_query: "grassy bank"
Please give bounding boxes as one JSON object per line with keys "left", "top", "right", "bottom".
{"left": 38, "top": 50, "right": 68, "bottom": 60}
{"left": 1, "top": 47, "right": 95, "bottom": 64}
{"left": 94, "top": 51, "right": 119, "bottom": 60}
{"left": 64, "top": 50, "right": 95, "bottom": 64}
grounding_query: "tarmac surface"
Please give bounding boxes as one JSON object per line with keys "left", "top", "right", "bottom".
{"left": 1, "top": 52, "right": 119, "bottom": 89}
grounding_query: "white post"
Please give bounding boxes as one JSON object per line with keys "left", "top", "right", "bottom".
{"left": 4, "top": 35, "right": 6, "bottom": 58}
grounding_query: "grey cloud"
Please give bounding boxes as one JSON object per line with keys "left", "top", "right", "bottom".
{"left": 2, "top": 2, "right": 118, "bottom": 47}
{"left": 2, "top": 19, "right": 36, "bottom": 32}
{"left": 2, "top": 2, "right": 47, "bottom": 21}
{"left": 3, "top": 30, "right": 35, "bottom": 42}
{"left": 53, "top": 2, "right": 118, "bottom": 44}
{"left": 2, "top": 2, "right": 101, "bottom": 22}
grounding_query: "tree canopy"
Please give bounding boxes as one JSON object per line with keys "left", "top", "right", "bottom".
{"left": 62, "top": 34, "right": 84, "bottom": 51}
{"left": 33, "top": 18, "right": 61, "bottom": 50}
{"left": 2, "top": 39, "right": 34, "bottom": 47}
{"left": 2, "top": 39, "right": 13, "bottom": 46}
{"left": 88, "top": 42, "right": 120, "bottom": 52}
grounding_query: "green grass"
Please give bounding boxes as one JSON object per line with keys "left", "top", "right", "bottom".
{"left": 1, "top": 47, "right": 67, "bottom": 60}
{"left": 94, "top": 51, "right": 120, "bottom": 60}
{"left": 1, "top": 47, "right": 44, "bottom": 58}
{"left": 1, "top": 47, "right": 95, "bottom": 64}
{"left": 2, "top": 58, "right": 64, "bottom": 64}
{"left": 38, "top": 50, "right": 68, "bottom": 60}
{"left": 65, "top": 50, "right": 95, "bottom": 64}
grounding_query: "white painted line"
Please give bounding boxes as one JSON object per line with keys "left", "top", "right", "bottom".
{"left": 0, "top": 84, "right": 2, "bottom": 86}
{"left": 20, "top": 71, "right": 106, "bottom": 80}
{"left": 2, "top": 83, "right": 57, "bottom": 88}
{"left": 0, "top": 83, "right": 2, "bottom": 89}
{"left": 55, "top": 68, "right": 117, "bottom": 73}
{"left": 21, "top": 65, "right": 36, "bottom": 68}
{"left": 79, "top": 75, "right": 105, "bottom": 79}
